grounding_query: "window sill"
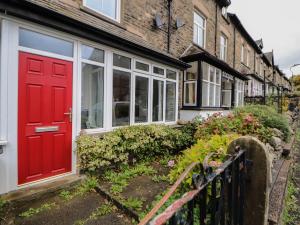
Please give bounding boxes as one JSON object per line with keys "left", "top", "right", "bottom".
{"left": 80, "top": 6, "right": 126, "bottom": 30}
{"left": 181, "top": 106, "right": 232, "bottom": 111}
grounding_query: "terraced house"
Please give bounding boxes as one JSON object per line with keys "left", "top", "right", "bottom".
{"left": 0, "top": 0, "right": 290, "bottom": 195}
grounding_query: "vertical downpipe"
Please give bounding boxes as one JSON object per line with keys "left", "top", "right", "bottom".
{"left": 215, "top": 2, "right": 218, "bottom": 56}
{"left": 167, "top": 0, "right": 172, "bottom": 53}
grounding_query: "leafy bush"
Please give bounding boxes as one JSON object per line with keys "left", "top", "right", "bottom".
{"left": 77, "top": 125, "right": 194, "bottom": 172}
{"left": 194, "top": 112, "right": 272, "bottom": 142}
{"left": 234, "top": 105, "right": 290, "bottom": 141}
{"left": 169, "top": 134, "right": 240, "bottom": 187}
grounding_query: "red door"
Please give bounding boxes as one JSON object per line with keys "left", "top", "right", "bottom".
{"left": 18, "top": 52, "right": 73, "bottom": 185}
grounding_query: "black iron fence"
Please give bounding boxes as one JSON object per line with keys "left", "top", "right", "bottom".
{"left": 140, "top": 150, "right": 248, "bottom": 225}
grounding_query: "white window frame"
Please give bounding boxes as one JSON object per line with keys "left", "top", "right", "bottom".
{"left": 183, "top": 71, "right": 197, "bottom": 106}
{"left": 133, "top": 72, "right": 151, "bottom": 125}
{"left": 165, "top": 75, "right": 178, "bottom": 123}
{"left": 193, "top": 11, "right": 206, "bottom": 48}
{"left": 202, "top": 64, "right": 221, "bottom": 107}
{"left": 152, "top": 77, "right": 166, "bottom": 124}
{"left": 83, "top": 0, "right": 121, "bottom": 22}
{"left": 246, "top": 49, "right": 250, "bottom": 67}
{"left": 80, "top": 44, "right": 107, "bottom": 133}
{"left": 241, "top": 44, "right": 244, "bottom": 63}
{"left": 221, "top": 74, "right": 233, "bottom": 107}
{"left": 220, "top": 34, "right": 228, "bottom": 61}
{"left": 134, "top": 59, "right": 151, "bottom": 75}
{"left": 235, "top": 79, "right": 245, "bottom": 107}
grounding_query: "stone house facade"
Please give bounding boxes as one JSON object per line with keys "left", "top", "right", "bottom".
{"left": 0, "top": 0, "right": 290, "bottom": 195}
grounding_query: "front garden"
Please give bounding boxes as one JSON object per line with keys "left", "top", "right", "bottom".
{"left": 0, "top": 105, "right": 294, "bottom": 225}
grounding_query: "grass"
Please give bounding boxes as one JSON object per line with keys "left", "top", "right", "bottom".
{"left": 59, "top": 177, "right": 98, "bottom": 201}
{"left": 104, "top": 163, "right": 156, "bottom": 195}
{"left": 0, "top": 198, "right": 7, "bottom": 221}
{"left": 283, "top": 128, "right": 300, "bottom": 225}
{"left": 151, "top": 175, "right": 169, "bottom": 183}
{"left": 122, "top": 197, "right": 145, "bottom": 212}
{"left": 74, "top": 202, "right": 116, "bottom": 225}
{"left": 282, "top": 180, "right": 300, "bottom": 224}
{"left": 19, "top": 203, "right": 56, "bottom": 218}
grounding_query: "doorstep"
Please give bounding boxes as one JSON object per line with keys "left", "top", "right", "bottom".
{"left": 1, "top": 174, "right": 86, "bottom": 203}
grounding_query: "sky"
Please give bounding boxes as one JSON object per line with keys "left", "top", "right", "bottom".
{"left": 229, "top": 0, "right": 300, "bottom": 77}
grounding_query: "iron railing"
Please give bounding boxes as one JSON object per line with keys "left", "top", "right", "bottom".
{"left": 141, "top": 149, "right": 247, "bottom": 225}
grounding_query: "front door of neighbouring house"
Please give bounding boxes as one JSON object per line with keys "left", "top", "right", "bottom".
{"left": 18, "top": 52, "right": 73, "bottom": 185}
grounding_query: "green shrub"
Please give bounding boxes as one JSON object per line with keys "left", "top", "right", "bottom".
{"left": 194, "top": 112, "right": 272, "bottom": 142}
{"left": 169, "top": 134, "right": 240, "bottom": 187}
{"left": 234, "top": 105, "right": 290, "bottom": 141}
{"left": 77, "top": 125, "right": 194, "bottom": 172}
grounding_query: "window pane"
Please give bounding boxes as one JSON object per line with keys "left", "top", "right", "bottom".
{"left": 185, "top": 82, "right": 196, "bottom": 105}
{"left": 222, "top": 91, "right": 231, "bottom": 107}
{"left": 81, "top": 63, "right": 104, "bottom": 129}
{"left": 186, "top": 62, "right": 198, "bottom": 80}
{"left": 216, "top": 69, "right": 221, "bottom": 84}
{"left": 194, "top": 12, "right": 204, "bottom": 27}
{"left": 135, "top": 76, "right": 149, "bottom": 123}
{"left": 202, "top": 62, "right": 209, "bottom": 81}
{"left": 82, "top": 45, "right": 104, "bottom": 63}
{"left": 153, "top": 66, "right": 165, "bottom": 76}
{"left": 209, "top": 84, "right": 215, "bottom": 106}
{"left": 86, "top": 0, "right": 117, "bottom": 19}
{"left": 113, "top": 54, "right": 131, "bottom": 69}
{"left": 113, "top": 70, "right": 131, "bottom": 126}
{"left": 202, "top": 82, "right": 208, "bottom": 106}
{"left": 19, "top": 29, "right": 73, "bottom": 57}
{"left": 135, "top": 61, "right": 150, "bottom": 72}
{"left": 210, "top": 67, "right": 215, "bottom": 82}
{"left": 193, "top": 24, "right": 198, "bottom": 43}
{"left": 153, "top": 80, "right": 164, "bottom": 122}
{"left": 166, "top": 82, "right": 176, "bottom": 122}
{"left": 166, "top": 69, "right": 177, "bottom": 80}
{"left": 198, "top": 28, "right": 204, "bottom": 47}
{"left": 215, "top": 86, "right": 221, "bottom": 107}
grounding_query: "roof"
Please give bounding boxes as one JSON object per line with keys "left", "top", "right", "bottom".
{"left": 0, "top": 0, "right": 189, "bottom": 69}
{"left": 228, "top": 13, "right": 272, "bottom": 67}
{"left": 181, "top": 44, "right": 248, "bottom": 81}
{"left": 255, "top": 39, "right": 264, "bottom": 49}
{"left": 264, "top": 52, "right": 274, "bottom": 65}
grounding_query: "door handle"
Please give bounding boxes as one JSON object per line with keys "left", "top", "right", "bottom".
{"left": 64, "top": 108, "right": 72, "bottom": 122}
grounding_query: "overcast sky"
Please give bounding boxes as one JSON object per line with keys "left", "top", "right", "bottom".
{"left": 229, "top": 0, "right": 300, "bottom": 77}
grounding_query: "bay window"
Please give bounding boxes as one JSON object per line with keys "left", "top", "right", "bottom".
{"left": 193, "top": 12, "right": 206, "bottom": 47}
{"left": 184, "top": 62, "right": 198, "bottom": 106}
{"left": 81, "top": 48, "right": 178, "bottom": 132}
{"left": 202, "top": 63, "right": 221, "bottom": 107}
{"left": 84, "top": 0, "right": 120, "bottom": 21}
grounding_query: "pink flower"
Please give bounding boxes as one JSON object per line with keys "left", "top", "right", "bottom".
{"left": 209, "top": 161, "right": 222, "bottom": 168}
{"left": 168, "top": 160, "right": 175, "bottom": 167}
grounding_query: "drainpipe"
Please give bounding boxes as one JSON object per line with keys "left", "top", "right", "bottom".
{"left": 233, "top": 27, "right": 236, "bottom": 69}
{"left": 215, "top": 1, "right": 218, "bottom": 56}
{"left": 167, "top": 0, "right": 172, "bottom": 53}
{"left": 263, "top": 70, "right": 266, "bottom": 105}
